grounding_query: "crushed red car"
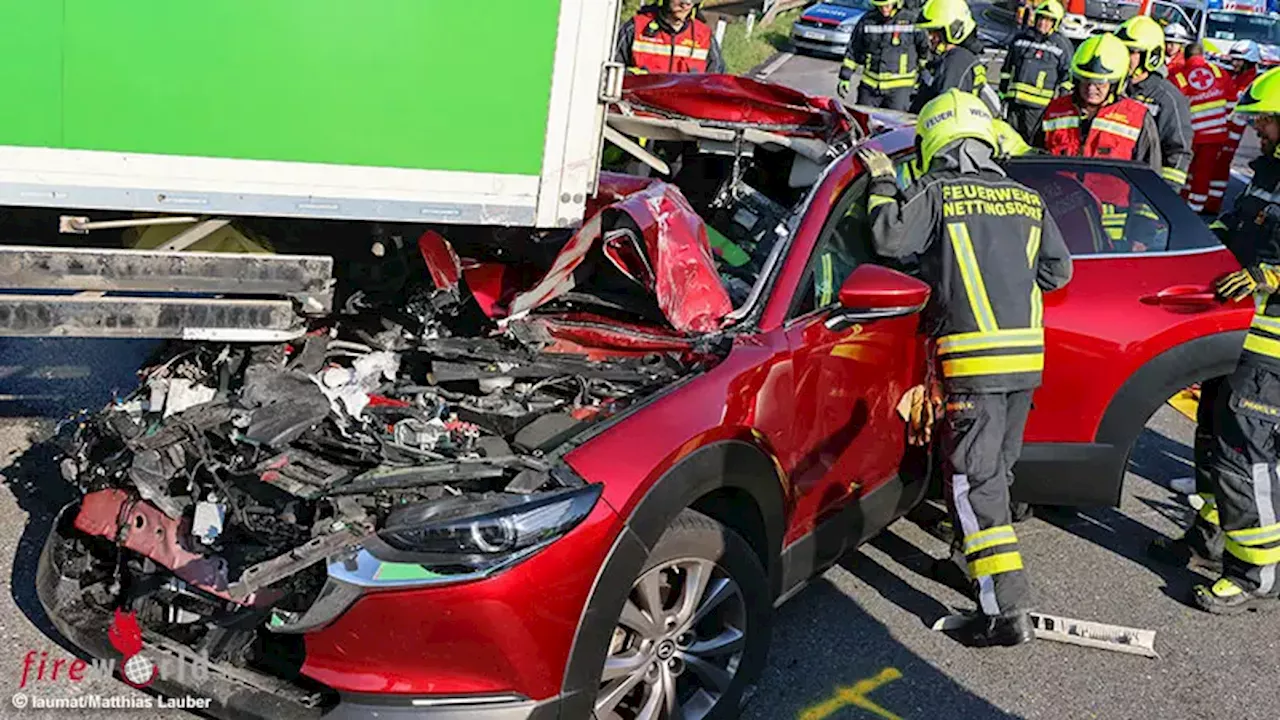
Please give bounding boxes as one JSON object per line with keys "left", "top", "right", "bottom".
{"left": 37, "top": 73, "right": 1252, "bottom": 720}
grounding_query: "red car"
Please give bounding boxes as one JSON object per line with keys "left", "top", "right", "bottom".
{"left": 37, "top": 75, "right": 1252, "bottom": 720}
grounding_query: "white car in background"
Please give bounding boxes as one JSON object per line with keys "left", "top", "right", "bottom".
{"left": 790, "top": 0, "right": 873, "bottom": 56}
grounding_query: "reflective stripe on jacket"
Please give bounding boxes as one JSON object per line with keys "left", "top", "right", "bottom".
{"left": 840, "top": 10, "right": 930, "bottom": 91}
{"left": 1173, "top": 58, "right": 1233, "bottom": 145}
{"left": 1040, "top": 95, "right": 1148, "bottom": 159}
{"left": 867, "top": 159, "right": 1073, "bottom": 393}
{"left": 630, "top": 10, "right": 713, "bottom": 73}
{"left": 998, "top": 30, "right": 1073, "bottom": 109}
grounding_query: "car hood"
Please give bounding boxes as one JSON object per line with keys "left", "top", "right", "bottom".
{"left": 801, "top": 2, "right": 868, "bottom": 24}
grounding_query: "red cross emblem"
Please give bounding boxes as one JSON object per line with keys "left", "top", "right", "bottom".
{"left": 1188, "top": 67, "right": 1215, "bottom": 92}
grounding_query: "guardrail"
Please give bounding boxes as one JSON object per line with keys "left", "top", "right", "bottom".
{"left": 762, "top": 0, "right": 810, "bottom": 25}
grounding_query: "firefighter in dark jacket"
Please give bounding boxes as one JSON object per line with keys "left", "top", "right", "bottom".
{"left": 1115, "top": 15, "right": 1193, "bottom": 190}
{"left": 1167, "top": 68, "right": 1280, "bottom": 613}
{"left": 860, "top": 90, "right": 1073, "bottom": 646}
{"left": 838, "top": 0, "right": 931, "bottom": 111}
{"left": 998, "top": 0, "right": 1074, "bottom": 141}
{"left": 912, "top": 0, "right": 1002, "bottom": 115}
{"left": 615, "top": 0, "right": 725, "bottom": 74}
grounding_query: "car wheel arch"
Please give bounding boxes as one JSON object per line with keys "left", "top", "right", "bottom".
{"left": 556, "top": 439, "right": 787, "bottom": 717}
{"left": 1094, "top": 330, "right": 1244, "bottom": 488}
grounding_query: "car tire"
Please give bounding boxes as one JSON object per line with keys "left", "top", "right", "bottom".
{"left": 593, "top": 509, "right": 771, "bottom": 720}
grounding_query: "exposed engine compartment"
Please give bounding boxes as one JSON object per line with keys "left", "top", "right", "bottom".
{"left": 44, "top": 218, "right": 721, "bottom": 693}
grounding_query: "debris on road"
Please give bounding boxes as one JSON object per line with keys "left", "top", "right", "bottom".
{"left": 933, "top": 611, "right": 1159, "bottom": 658}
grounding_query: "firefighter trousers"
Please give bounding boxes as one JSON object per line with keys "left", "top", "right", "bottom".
{"left": 1211, "top": 365, "right": 1280, "bottom": 594}
{"left": 1183, "top": 144, "right": 1222, "bottom": 213}
{"left": 857, "top": 84, "right": 912, "bottom": 112}
{"left": 1203, "top": 142, "right": 1239, "bottom": 216}
{"left": 1186, "top": 377, "right": 1225, "bottom": 558}
{"left": 1005, "top": 104, "right": 1046, "bottom": 144}
{"left": 943, "top": 390, "right": 1035, "bottom": 616}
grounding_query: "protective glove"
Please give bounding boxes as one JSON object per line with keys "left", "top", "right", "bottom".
{"left": 856, "top": 147, "right": 895, "bottom": 180}
{"left": 837, "top": 79, "right": 851, "bottom": 99}
{"left": 897, "top": 385, "right": 942, "bottom": 446}
{"left": 1214, "top": 265, "right": 1280, "bottom": 301}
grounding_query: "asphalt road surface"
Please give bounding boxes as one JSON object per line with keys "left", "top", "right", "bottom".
{"left": 0, "top": 8, "right": 1277, "bottom": 718}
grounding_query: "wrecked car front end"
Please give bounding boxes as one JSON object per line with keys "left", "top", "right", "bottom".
{"left": 34, "top": 173, "right": 729, "bottom": 718}
{"left": 34, "top": 73, "right": 867, "bottom": 718}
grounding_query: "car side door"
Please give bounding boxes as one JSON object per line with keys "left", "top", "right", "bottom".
{"left": 1004, "top": 157, "right": 1246, "bottom": 506}
{"left": 780, "top": 172, "right": 930, "bottom": 550}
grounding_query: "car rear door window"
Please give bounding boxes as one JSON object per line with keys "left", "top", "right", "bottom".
{"left": 1008, "top": 163, "right": 1173, "bottom": 255}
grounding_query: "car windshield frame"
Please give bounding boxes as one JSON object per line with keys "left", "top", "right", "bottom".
{"left": 1205, "top": 11, "right": 1280, "bottom": 45}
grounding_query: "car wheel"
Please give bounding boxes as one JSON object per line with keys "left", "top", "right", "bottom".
{"left": 593, "top": 510, "right": 770, "bottom": 720}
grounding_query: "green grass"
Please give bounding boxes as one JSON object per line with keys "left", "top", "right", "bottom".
{"left": 720, "top": 8, "right": 802, "bottom": 74}
{"left": 615, "top": 2, "right": 801, "bottom": 75}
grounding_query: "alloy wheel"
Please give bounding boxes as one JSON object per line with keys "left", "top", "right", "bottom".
{"left": 595, "top": 557, "right": 747, "bottom": 720}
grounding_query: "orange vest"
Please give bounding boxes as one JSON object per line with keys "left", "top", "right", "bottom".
{"left": 1039, "top": 95, "right": 1149, "bottom": 160}
{"left": 1173, "top": 57, "right": 1232, "bottom": 144}
{"left": 1039, "top": 95, "right": 1150, "bottom": 250}
{"left": 630, "top": 11, "right": 713, "bottom": 73}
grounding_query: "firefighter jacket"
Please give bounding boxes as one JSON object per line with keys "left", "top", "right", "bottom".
{"left": 1228, "top": 67, "right": 1260, "bottom": 150}
{"left": 868, "top": 140, "right": 1073, "bottom": 393}
{"left": 1126, "top": 72, "right": 1194, "bottom": 189}
{"left": 1036, "top": 95, "right": 1161, "bottom": 248}
{"left": 911, "top": 35, "right": 1002, "bottom": 115}
{"left": 1215, "top": 155, "right": 1280, "bottom": 374}
{"left": 998, "top": 28, "right": 1074, "bottom": 110}
{"left": 614, "top": 7, "right": 725, "bottom": 74}
{"left": 839, "top": 9, "right": 931, "bottom": 92}
{"left": 1172, "top": 57, "right": 1233, "bottom": 145}
{"left": 1034, "top": 95, "right": 1161, "bottom": 170}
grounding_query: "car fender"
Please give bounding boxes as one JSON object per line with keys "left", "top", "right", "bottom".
{"left": 556, "top": 439, "right": 786, "bottom": 718}
{"left": 1096, "top": 329, "right": 1244, "bottom": 449}
{"left": 1017, "top": 330, "right": 1245, "bottom": 507}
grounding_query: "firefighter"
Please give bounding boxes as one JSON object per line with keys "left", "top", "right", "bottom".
{"left": 912, "top": 0, "right": 1002, "bottom": 115}
{"left": 1172, "top": 42, "right": 1235, "bottom": 213}
{"left": 1191, "top": 67, "right": 1280, "bottom": 613}
{"left": 1116, "top": 15, "right": 1194, "bottom": 191}
{"left": 1164, "top": 23, "right": 1193, "bottom": 76}
{"left": 838, "top": 0, "right": 931, "bottom": 111}
{"left": 860, "top": 90, "right": 1072, "bottom": 646}
{"left": 1034, "top": 34, "right": 1162, "bottom": 250}
{"left": 614, "top": 0, "right": 725, "bottom": 74}
{"left": 998, "top": 0, "right": 1074, "bottom": 141}
{"left": 1205, "top": 40, "right": 1263, "bottom": 215}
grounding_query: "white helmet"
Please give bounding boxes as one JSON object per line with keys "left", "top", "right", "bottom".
{"left": 1232, "top": 40, "right": 1262, "bottom": 64}
{"left": 1164, "top": 23, "right": 1192, "bottom": 46}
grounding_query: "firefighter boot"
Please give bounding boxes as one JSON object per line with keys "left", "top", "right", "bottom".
{"left": 1192, "top": 577, "right": 1280, "bottom": 614}
{"left": 946, "top": 611, "right": 1035, "bottom": 648}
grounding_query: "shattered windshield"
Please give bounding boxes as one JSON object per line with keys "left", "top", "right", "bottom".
{"left": 665, "top": 144, "right": 823, "bottom": 308}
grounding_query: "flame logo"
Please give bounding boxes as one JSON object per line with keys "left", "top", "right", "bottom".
{"left": 107, "top": 609, "right": 157, "bottom": 688}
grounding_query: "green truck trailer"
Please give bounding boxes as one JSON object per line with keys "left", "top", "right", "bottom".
{"left": 0, "top": 0, "right": 623, "bottom": 339}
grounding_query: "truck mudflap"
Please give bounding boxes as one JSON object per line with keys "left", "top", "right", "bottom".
{"left": 0, "top": 245, "right": 332, "bottom": 341}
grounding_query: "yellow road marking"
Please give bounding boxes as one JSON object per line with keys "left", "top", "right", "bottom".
{"left": 1168, "top": 388, "right": 1199, "bottom": 423}
{"left": 798, "top": 667, "right": 904, "bottom": 720}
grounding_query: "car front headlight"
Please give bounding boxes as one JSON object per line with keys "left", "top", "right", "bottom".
{"left": 374, "top": 482, "right": 603, "bottom": 571}
{"left": 840, "top": 17, "right": 859, "bottom": 29}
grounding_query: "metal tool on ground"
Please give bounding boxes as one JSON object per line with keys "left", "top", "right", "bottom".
{"left": 932, "top": 611, "right": 1159, "bottom": 657}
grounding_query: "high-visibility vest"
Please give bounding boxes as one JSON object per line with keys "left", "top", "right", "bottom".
{"left": 1040, "top": 95, "right": 1148, "bottom": 159}
{"left": 1173, "top": 58, "right": 1232, "bottom": 145}
{"left": 1040, "top": 95, "right": 1150, "bottom": 246}
{"left": 630, "top": 11, "right": 713, "bottom": 74}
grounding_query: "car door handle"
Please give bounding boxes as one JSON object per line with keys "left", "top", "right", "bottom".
{"left": 1140, "top": 286, "right": 1220, "bottom": 309}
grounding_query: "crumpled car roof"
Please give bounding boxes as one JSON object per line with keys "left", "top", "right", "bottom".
{"left": 620, "top": 73, "right": 857, "bottom": 141}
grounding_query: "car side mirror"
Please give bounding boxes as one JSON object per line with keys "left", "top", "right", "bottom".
{"left": 827, "top": 265, "right": 931, "bottom": 331}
